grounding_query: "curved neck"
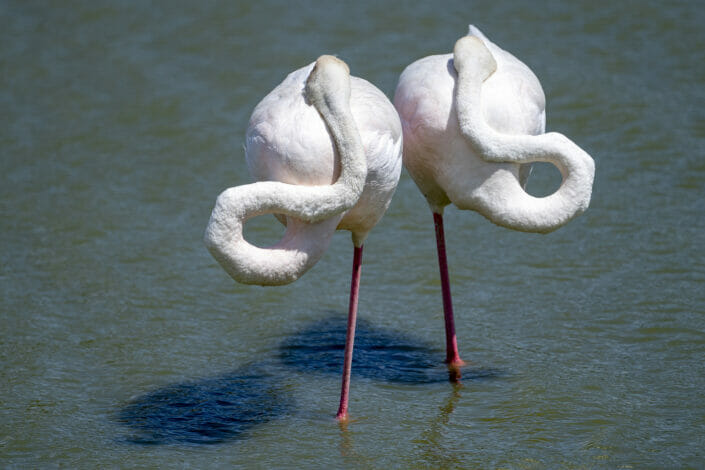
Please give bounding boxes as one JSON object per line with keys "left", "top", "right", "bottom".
{"left": 305, "top": 56, "right": 367, "bottom": 208}
{"left": 204, "top": 56, "right": 368, "bottom": 285}
{"left": 451, "top": 36, "right": 595, "bottom": 233}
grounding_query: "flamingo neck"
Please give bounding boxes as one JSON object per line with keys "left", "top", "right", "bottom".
{"left": 305, "top": 56, "right": 367, "bottom": 208}
{"left": 204, "top": 56, "right": 368, "bottom": 285}
{"left": 450, "top": 36, "right": 595, "bottom": 233}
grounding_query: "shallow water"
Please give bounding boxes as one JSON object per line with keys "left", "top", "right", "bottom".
{"left": 2, "top": 0, "right": 704, "bottom": 467}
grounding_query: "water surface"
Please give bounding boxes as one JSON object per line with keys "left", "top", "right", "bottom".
{"left": 2, "top": 0, "right": 704, "bottom": 467}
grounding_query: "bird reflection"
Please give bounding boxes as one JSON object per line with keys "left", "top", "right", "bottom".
{"left": 415, "top": 383, "right": 465, "bottom": 467}
{"left": 336, "top": 383, "right": 468, "bottom": 466}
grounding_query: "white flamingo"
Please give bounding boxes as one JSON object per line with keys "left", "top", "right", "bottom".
{"left": 393, "top": 26, "right": 595, "bottom": 376}
{"left": 205, "top": 55, "right": 402, "bottom": 420}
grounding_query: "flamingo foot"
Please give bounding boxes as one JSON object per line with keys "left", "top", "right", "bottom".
{"left": 445, "top": 358, "right": 467, "bottom": 382}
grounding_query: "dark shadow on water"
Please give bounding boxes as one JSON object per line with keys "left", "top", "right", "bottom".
{"left": 117, "top": 314, "right": 500, "bottom": 446}
{"left": 116, "top": 362, "right": 292, "bottom": 446}
{"left": 279, "top": 314, "right": 501, "bottom": 384}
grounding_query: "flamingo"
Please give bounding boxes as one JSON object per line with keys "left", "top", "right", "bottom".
{"left": 393, "top": 26, "right": 595, "bottom": 377}
{"left": 204, "top": 55, "right": 402, "bottom": 420}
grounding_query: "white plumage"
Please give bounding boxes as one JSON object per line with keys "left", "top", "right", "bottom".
{"left": 393, "top": 26, "right": 595, "bottom": 373}
{"left": 204, "top": 55, "right": 402, "bottom": 420}
{"left": 206, "top": 57, "right": 402, "bottom": 286}
{"left": 394, "top": 25, "right": 594, "bottom": 231}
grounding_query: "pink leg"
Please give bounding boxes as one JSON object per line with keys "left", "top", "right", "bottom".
{"left": 336, "top": 244, "right": 363, "bottom": 421}
{"left": 433, "top": 212, "right": 465, "bottom": 379}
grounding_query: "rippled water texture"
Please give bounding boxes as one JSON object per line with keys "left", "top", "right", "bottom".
{"left": 2, "top": 1, "right": 704, "bottom": 467}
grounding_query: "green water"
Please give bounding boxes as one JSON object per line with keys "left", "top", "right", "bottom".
{"left": 2, "top": 0, "right": 704, "bottom": 467}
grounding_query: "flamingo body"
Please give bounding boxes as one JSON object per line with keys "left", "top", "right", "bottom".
{"left": 205, "top": 56, "right": 402, "bottom": 420}
{"left": 393, "top": 26, "right": 595, "bottom": 373}
{"left": 247, "top": 63, "right": 403, "bottom": 245}
{"left": 394, "top": 26, "right": 593, "bottom": 231}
